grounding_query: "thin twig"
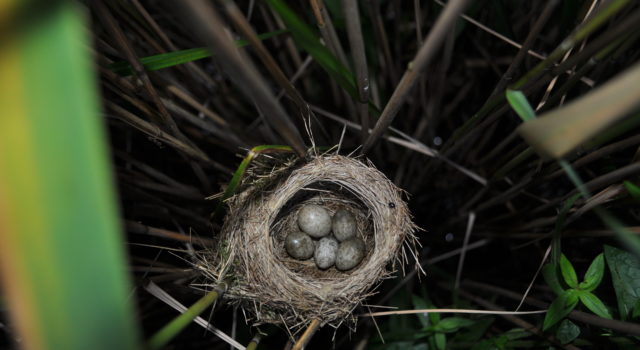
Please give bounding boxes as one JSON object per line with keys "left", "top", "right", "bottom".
{"left": 454, "top": 212, "right": 476, "bottom": 291}
{"left": 360, "top": 308, "right": 546, "bottom": 317}
{"left": 363, "top": 0, "right": 472, "bottom": 153}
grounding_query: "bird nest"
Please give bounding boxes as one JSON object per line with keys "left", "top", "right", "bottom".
{"left": 202, "top": 154, "right": 418, "bottom": 330}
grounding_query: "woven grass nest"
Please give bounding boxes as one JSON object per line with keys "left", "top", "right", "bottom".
{"left": 205, "top": 154, "right": 418, "bottom": 330}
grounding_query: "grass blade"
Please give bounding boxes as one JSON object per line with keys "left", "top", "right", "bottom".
{"left": 0, "top": 2, "right": 140, "bottom": 349}
{"left": 517, "top": 61, "right": 640, "bottom": 159}
{"left": 266, "top": 0, "right": 357, "bottom": 97}
{"left": 109, "top": 30, "right": 287, "bottom": 76}
{"left": 147, "top": 289, "right": 221, "bottom": 350}
{"left": 506, "top": 89, "right": 536, "bottom": 121}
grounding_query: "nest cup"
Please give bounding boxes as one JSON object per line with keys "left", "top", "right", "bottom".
{"left": 208, "top": 155, "right": 417, "bottom": 329}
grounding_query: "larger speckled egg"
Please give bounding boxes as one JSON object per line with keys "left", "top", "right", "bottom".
{"left": 285, "top": 231, "right": 314, "bottom": 260}
{"left": 297, "top": 204, "right": 331, "bottom": 238}
{"left": 332, "top": 209, "right": 357, "bottom": 241}
{"left": 335, "top": 237, "right": 366, "bottom": 271}
{"left": 314, "top": 237, "right": 338, "bottom": 269}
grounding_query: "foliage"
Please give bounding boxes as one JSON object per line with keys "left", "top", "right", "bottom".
{"left": 543, "top": 253, "right": 611, "bottom": 330}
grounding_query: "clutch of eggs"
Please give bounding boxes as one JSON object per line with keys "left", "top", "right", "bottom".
{"left": 285, "top": 204, "right": 365, "bottom": 271}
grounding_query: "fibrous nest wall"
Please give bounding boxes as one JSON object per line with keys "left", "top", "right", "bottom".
{"left": 202, "top": 154, "right": 418, "bottom": 329}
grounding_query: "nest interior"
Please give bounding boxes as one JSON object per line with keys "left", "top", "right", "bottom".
{"left": 206, "top": 155, "right": 418, "bottom": 330}
{"left": 271, "top": 184, "right": 374, "bottom": 278}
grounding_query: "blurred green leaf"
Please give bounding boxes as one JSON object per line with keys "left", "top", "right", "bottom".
{"left": 429, "top": 311, "right": 441, "bottom": 324}
{"left": 506, "top": 89, "right": 537, "bottom": 121}
{"left": 517, "top": 60, "right": 640, "bottom": 159}
{"left": 452, "top": 317, "right": 494, "bottom": 343}
{"left": 604, "top": 245, "right": 640, "bottom": 320}
{"left": 0, "top": 2, "right": 141, "bottom": 349}
{"left": 632, "top": 300, "right": 640, "bottom": 319}
{"left": 543, "top": 263, "right": 565, "bottom": 296}
{"left": 435, "top": 332, "right": 446, "bottom": 350}
{"left": 265, "top": 0, "right": 358, "bottom": 98}
{"left": 560, "top": 254, "right": 579, "bottom": 288}
{"left": 624, "top": 181, "right": 640, "bottom": 201}
{"left": 544, "top": 290, "right": 579, "bottom": 330}
{"left": 411, "top": 294, "right": 431, "bottom": 328}
{"left": 556, "top": 319, "right": 580, "bottom": 344}
{"left": 109, "top": 30, "right": 287, "bottom": 76}
{"left": 579, "top": 253, "right": 605, "bottom": 292}
{"left": 436, "top": 317, "right": 475, "bottom": 333}
{"left": 502, "top": 328, "right": 532, "bottom": 341}
{"left": 578, "top": 291, "right": 612, "bottom": 319}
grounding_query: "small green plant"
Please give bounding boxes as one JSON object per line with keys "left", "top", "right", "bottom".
{"left": 542, "top": 253, "right": 611, "bottom": 330}
{"left": 413, "top": 294, "right": 475, "bottom": 350}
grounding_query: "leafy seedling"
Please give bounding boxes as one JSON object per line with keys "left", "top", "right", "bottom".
{"left": 543, "top": 253, "right": 611, "bottom": 330}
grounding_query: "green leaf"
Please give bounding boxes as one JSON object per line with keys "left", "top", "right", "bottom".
{"left": 542, "top": 263, "right": 565, "bottom": 296}
{"left": 502, "top": 328, "right": 532, "bottom": 340}
{"left": 435, "top": 332, "right": 447, "bottom": 350}
{"left": 506, "top": 89, "right": 537, "bottom": 121}
{"left": 265, "top": 0, "right": 358, "bottom": 98}
{"left": 604, "top": 245, "right": 640, "bottom": 320}
{"left": 624, "top": 181, "right": 640, "bottom": 201}
{"left": 578, "top": 291, "right": 612, "bottom": 319}
{"left": 579, "top": 253, "right": 605, "bottom": 292}
{"left": 109, "top": 30, "right": 287, "bottom": 76}
{"left": 0, "top": 2, "right": 141, "bottom": 349}
{"left": 452, "top": 317, "right": 494, "bottom": 343}
{"left": 544, "top": 290, "right": 580, "bottom": 330}
{"left": 429, "top": 311, "right": 441, "bottom": 324}
{"left": 560, "top": 254, "right": 579, "bottom": 288}
{"left": 411, "top": 294, "right": 431, "bottom": 328}
{"left": 633, "top": 300, "right": 640, "bottom": 319}
{"left": 436, "top": 317, "right": 475, "bottom": 333}
{"left": 556, "top": 319, "right": 580, "bottom": 344}
{"left": 560, "top": 254, "right": 578, "bottom": 288}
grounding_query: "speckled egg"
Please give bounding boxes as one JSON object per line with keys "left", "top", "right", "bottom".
{"left": 297, "top": 204, "right": 332, "bottom": 238}
{"left": 314, "top": 237, "right": 338, "bottom": 269}
{"left": 332, "top": 209, "right": 357, "bottom": 241}
{"left": 285, "top": 231, "right": 314, "bottom": 260}
{"left": 335, "top": 237, "right": 366, "bottom": 271}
